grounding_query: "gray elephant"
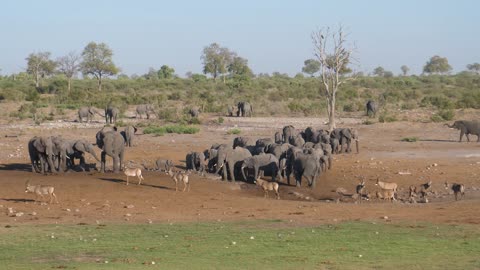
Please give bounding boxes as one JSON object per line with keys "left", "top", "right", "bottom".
{"left": 189, "top": 107, "right": 200, "bottom": 118}
{"left": 330, "top": 137, "right": 340, "bottom": 154}
{"left": 304, "top": 127, "right": 321, "bottom": 143}
{"left": 366, "top": 100, "right": 377, "bottom": 117}
{"left": 155, "top": 159, "right": 174, "bottom": 172}
{"left": 51, "top": 136, "right": 74, "bottom": 172}
{"left": 28, "top": 136, "right": 57, "bottom": 174}
{"left": 282, "top": 125, "right": 296, "bottom": 143}
{"left": 215, "top": 147, "right": 252, "bottom": 181}
{"left": 289, "top": 134, "right": 305, "bottom": 147}
{"left": 233, "top": 137, "right": 249, "bottom": 149}
{"left": 121, "top": 126, "right": 137, "bottom": 147}
{"left": 105, "top": 106, "right": 119, "bottom": 124}
{"left": 293, "top": 153, "right": 320, "bottom": 188}
{"left": 186, "top": 151, "right": 206, "bottom": 175}
{"left": 78, "top": 106, "right": 103, "bottom": 123}
{"left": 284, "top": 146, "right": 304, "bottom": 185}
{"left": 265, "top": 143, "right": 291, "bottom": 160}
{"left": 255, "top": 138, "right": 274, "bottom": 148}
{"left": 241, "top": 153, "right": 280, "bottom": 182}
{"left": 274, "top": 131, "right": 283, "bottom": 144}
{"left": 445, "top": 120, "right": 480, "bottom": 142}
{"left": 69, "top": 139, "right": 101, "bottom": 171}
{"left": 136, "top": 104, "right": 156, "bottom": 119}
{"left": 227, "top": 105, "right": 235, "bottom": 117}
{"left": 96, "top": 127, "right": 125, "bottom": 173}
{"left": 331, "top": 128, "right": 359, "bottom": 153}
{"left": 237, "top": 101, "right": 253, "bottom": 117}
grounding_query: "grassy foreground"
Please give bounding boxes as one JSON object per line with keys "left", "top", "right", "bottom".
{"left": 0, "top": 221, "right": 479, "bottom": 269}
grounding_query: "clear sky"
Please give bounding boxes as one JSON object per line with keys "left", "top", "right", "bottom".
{"left": 1, "top": 0, "right": 478, "bottom": 77}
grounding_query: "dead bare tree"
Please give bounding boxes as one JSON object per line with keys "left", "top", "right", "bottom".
{"left": 312, "top": 25, "right": 355, "bottom": 130}
{"left": 57, "top": 52, "right": 81, "bottom": 92}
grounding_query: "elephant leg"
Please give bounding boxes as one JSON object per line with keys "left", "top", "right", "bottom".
{"left": 459, "top": 130, "right": 464, "bottom": 142}
{"left": 79, "top": 156, "right": 86, "bottom": 172}
{"left": 229, "top": 162, "right": 236, "bottom": 182}
{"left": 100, "top": 151, "right": 106, "bottom": 173}
{"left": 112, "top": 155, "right": 120, "bottom": 173}
{"left": 254, "top": 166, "right": 259, "bottom": 181}
{"left": 466, "top": 134, "right": 471, "bottom": 142}
{"left": 222, "top": 163, "right": 228, "bottom": 181}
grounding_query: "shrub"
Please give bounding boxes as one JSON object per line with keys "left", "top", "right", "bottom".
{"left": 378, "top": 113, "right": 397, "bottom": 123}
{"left": 143, "top": 125, "right": 200, "bottom": 136}
{"left": 227, "top": 128, "right": 241, "bottom": 135}
{"left": 363, "top": 120, "right": 375, "bottom": 125}
{"left": 217, "top": 117, "right": 224, "bottom": 124}
{"left": 439, "top": 109, "right": 455, "bottom": 121}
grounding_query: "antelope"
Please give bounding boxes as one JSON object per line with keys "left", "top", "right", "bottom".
{"left": 25, "top": 181, "right": 58, "bottom": 204}
{"left": 418, "top": 180, "right": 432, "bottom": 198}
{"left": 166, "top": 168, "right": 190, "bottom": 192}
{"left": 444, "top": 181, "right": 465, "bottom": 201}
{"left": 375, "top": 178, "right": 397, "bottom": 201}
{"left": 255, "top": 178, "right": 280, "bottom": 199}
{"left": 123, "top": 165, "right": 144, "bottom": 185}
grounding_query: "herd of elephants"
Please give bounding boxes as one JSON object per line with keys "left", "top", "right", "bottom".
{"left": 27, "top": 100, "right": 480, "bottom": 200}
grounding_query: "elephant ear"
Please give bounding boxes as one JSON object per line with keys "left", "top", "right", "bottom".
{"left": 74, "top": 141, "right": 87, "bottom": 152}
{"left": 34, "top": 137, "right": 46, "bottom": 152}
{"left": 133, "top": 126, "right": 138, "bottom": 133}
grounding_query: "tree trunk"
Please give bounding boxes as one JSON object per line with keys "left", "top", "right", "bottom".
{"left": 35, "top": 73, "right": 40, "bottom": 88}
{"left": 98, "top": 75, "right": 102, "bottom": 91}
{"left": 327, "top": 95, "right": 336, "bottom": 131}
{"left": 67, "top": 78, "right": 71, "bottom": 92}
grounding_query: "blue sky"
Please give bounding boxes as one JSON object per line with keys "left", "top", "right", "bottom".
{"left": 1, "top": 0, "right": 478, "bottom": 77}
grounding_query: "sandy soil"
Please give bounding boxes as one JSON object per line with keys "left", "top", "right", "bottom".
{"left": 1, "top": 111, "right": 480, "bottom": 226}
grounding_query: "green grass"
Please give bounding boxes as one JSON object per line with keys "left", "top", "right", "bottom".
{"left": 143, "top": 124, "right": 200, "bottom": 136}
{"left": 227, "top": 128, "right": 241, "bottom": 135}
{"left": 401, "top": 137, "right": 419, "bottom": 142}
{"left": 0, "top": 221, "right": 479, "bottom": 269}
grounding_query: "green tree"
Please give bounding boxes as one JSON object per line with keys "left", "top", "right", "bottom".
{"left": 383, "top": 71, "right": 394, "bottom": 78}
{"left": 302, "top": 59, "right": 320, "bottom": 77}
{"left": 201, "top": 43, "right": 233, "bottom": 82}
{"left": 401, "top": 65, "right": 409, "bottom": 76}
{"left": 80, "top": 42, "right": 119, "bottom": 91}
{"left": 144, "top": 67, "right": 158, "bottom": 80}
{"left": 467, "top": 63, "right": 480, "bottom": 74}
{"left": 228, "top": 56, "right": 253, "bottom": 77}
{"left": 372, "top": 66, "right": 385, "bottom": 77}
{"left": 26, "top": 51, "right": 56, "bottom": 88}
{"left": 56, "top": 51, "right": 81, "bottom": 92}
{"left": 312, "top": 25, "right": 355, "bottom": 130}
{"left": 158, "top": 65, "right": 175, "bottom": 79}
{"left": 423, "top": 55, "right": 452, "bottom": 75}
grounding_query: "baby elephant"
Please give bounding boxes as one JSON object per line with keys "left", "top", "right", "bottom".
{"left": 25, "top": 181, "right": 58, "bottom": 204}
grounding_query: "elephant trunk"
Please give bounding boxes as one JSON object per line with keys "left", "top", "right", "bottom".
{"left": 89, "top": 149, "right": 101, "bottom": 162}
{"left": 445, "top": 123, "right": 455, "bottom": 128}
{"left": 241, "top": 164, "right": 248, "bottom": 181}
{"left": 355, "top": 139, "right": 359, "bottom": 154}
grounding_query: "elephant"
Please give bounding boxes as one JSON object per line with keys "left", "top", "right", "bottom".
{"left": 69, "top": 139, "right": 101, "bottom": 172}
{"left": 330, "top": 137, "right": 340, "bottom": 154}
{"left": 78, "top": 106, "right": 103, "bottom": 123}
{"left": 274, "top": 131, "right": 283, "bottom": 144}
{"left": 304, "top": 147, "right": 331, "bottom": 171}
{"left": 96, "top": 127, "right": 125, "bottom": 173}
{"left": 241, "top": 153, "right": 280, "bottom": 182}
{"left": 105, "top": 106, "right": 119, "bottom": 124}
{"left": 28, "top": 136, "right": 57, "bottom": 174}
{"left": 445, "top": 120, "right": 480, "bottom": 142}
{"left": 289, "top": 134, "right": 305, "bottom": 147}
{"left": 255, "top": 138, "right": 274, "bottom": 148}
{"left": 233, "top": 137, "right": 249, "bottom": 149}
{"left": 205, "top": 144, "right": 228, "bottom": 172}
{"left": 293, "top": 153, "right": 321, "bottom": 188}
{"left": 136, "top": 104, "right": 156, "bottom": 119}
{"left": 189, "top": 107, "right": 201, "bottom": 118}
{"left": 366, "top": 100, "right": 377, "bottom": 117}
{"left": 284, "top": 146, "right": 304, "bottom": 185}
{"left": 265, "top": 143, "right": 291, "bottom": 160}
{"left": 186, "top": 151, "right": 206, "bottom": 175}
{"left": 51, "top": 136, "right": 74, "bottom": 172}
{"left": 331, "top": 128, "right": 359, "bottom": 153}
{"left": 237, "top": 101, "right": 253, "bottom": 117}
{"left": 121, "top": 126, "right": 137, "bottom": 147}
{"left": 282, "top": 125, "right": 296, "bottom": 143}
{"left": 215, "top": 147, "right": 252, "bottom": 181}
{"left": 304, "top": 127, "right": 321, "bottom": 143}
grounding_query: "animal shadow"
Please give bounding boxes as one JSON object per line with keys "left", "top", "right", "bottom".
{"left": 0, "top": 163, "right": 33, "bottom": 172}
{"left": 1, "top": 198, "right": 35, "bottom": 203}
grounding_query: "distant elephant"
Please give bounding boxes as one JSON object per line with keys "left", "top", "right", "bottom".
{"left": 155, "top": 159, "right": 174, "bottom": 172}
{"left": 293, "top": 153, "right": 320, "bottom": 188}
{"left": 289, "top": 135, "right": 305, "bottom": 147}
{"left": 241, "top": 154, "right": 280, "bottom": 182}
{"left": 366, "top": 100, "right": 377, "bottom": 117}
{"left": 445, "top": 120, "right": 480, "bottom": 142}
{"left": 237, "top": 101, "right": 253, "bottom": 117}
{"left": 282, "top": 125, "right": 296, "bottom": 143}
{"left": 255, "top": 138, "right": 274, "bottom": 148}
{"left": 78, "top": 106, "right": 104, "bottom": 123}
{"left": 189, "top": 107, "right": 200, "bottom": 118}
{"left": 274, "top": 131, "right": 283, "bottom": 144}
{"left": 105, "top": 106, "right": 119, "bottom": 124}
{"left": 331, "top": 128, "right": 359, "bottom": 153}
{"left": 121, "top": 126, "right": 137, "bottom": 147}
{"left": 233, "top": 137, "right": 249, "bottom": 149}
{"left": 28, "top": 136, "right": 57, "bottom": 174}
{"left": 215, "top": 147, "right": 252, "bottom": 181}
{"left": 136, "top": 104, "right": 156, "bottom": 119}
{"left": 69, "top": 139, "right": 101, "bottom": 171}
{"left": 96, "top": 127, "right": 125, "bottom": 173}
{"left": 330, "top": 137, "right": 340, "bottom": 154}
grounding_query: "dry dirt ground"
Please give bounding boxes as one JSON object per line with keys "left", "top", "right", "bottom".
{"left": 1, "top": 110, "right": 480, "bottom": 227}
